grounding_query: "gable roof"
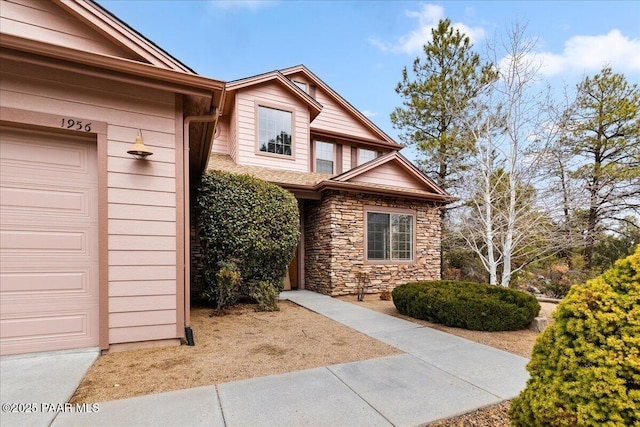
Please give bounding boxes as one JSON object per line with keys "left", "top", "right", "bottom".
{"left": 223, "top": 65, "right": 403, "bottom": 150}
{"left": 56, "top": 0, "right": 193, "bottom": 72}
{"left": 1, "top": 0, "right": 226, "bottom": 179}
{"left": 208, "top": 153, "right": 455, "bottom": 203}
{"left": 224, "top": 70, "right": 323, "bottom": 120}
{"left": 332, "top": 151, "right": 448, "bottom": 196}
{"left": 280, "top": 65, "right": 402, "bottom": 149}
{"left": 0, "top": 0, "right": 226, "bottom": 94}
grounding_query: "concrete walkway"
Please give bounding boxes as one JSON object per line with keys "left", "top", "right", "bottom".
{"left": 2, "top": 290, "right": 530, "bottom": 427}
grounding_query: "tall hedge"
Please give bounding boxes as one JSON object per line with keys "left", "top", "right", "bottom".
{"left": 196, "top": 171, "right": 300, "bottom": 307}
{"left": 509, "top": 247, "right": 640, "bottom": 426}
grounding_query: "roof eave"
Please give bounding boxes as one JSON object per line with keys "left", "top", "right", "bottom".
{"left": 0, "top": 34, "right": 225, "bottom": 95}
{"left": 58, "top": 0, "right": 194, "bottom": 73}
{"left": 317, "top": 181, "right": 456, "bottom": 203}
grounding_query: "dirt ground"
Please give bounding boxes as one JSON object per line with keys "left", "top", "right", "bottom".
{"left": 71, "top": 296, "right": 556, "bottom": 425}
{"left": 71, "top": 300, "right": 400, "bottom": 404}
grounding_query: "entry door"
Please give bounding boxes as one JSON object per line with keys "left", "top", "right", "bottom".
{"left": 0, "top": 126, "right": 99, "bottom": 355}
{"left": 287, "top": 247, "right": 299, "bottom": 290}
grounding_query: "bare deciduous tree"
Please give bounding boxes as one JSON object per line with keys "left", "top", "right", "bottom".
{"left": 452, "top": 21, "right": 564, "bottom": 286}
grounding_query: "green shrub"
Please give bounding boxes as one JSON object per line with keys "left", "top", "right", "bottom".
{"left": 201, "top": 260, "right": 241, "bottom": 315}
{"left": 392, "top": 280, "right": 540, "bottom": 331}
{"left": 251, "top": 281, "right": 280, "bottom": 312}
{"left": 196, "top": 171, "right": 300, "bottom": 307}
{"left": 509, "top": 248, "right": 640, "bottom": 427}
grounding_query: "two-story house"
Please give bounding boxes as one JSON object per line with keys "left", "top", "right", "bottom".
{"left": 206, "top": 65, "right": 454, "bottom": 296}
{"left": 0, "top": 0, "right": 452, "bottom": 356}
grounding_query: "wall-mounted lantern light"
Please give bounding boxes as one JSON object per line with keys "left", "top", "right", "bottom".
{"left": 127, "top": 130, "right": 153, "bottom": 159}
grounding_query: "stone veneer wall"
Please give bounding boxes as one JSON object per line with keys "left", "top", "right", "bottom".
{"left": 304, "top": 190, "right": 442, "bottom": 296}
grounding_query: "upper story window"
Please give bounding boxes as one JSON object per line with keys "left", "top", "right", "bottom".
{"left": 258, "top": 106, "right": 293, "bottom": 156}
{"left": 358, "top": 148, "right": 377, "bottom": 166}
{"left": 315, "top": 141, "right": 335, "bottom": 174}
{"left": 293, "top": 81, "right": 307, "bottom": 92}
{"left": 366, "top": 211, "right": 414, "bottom": 262}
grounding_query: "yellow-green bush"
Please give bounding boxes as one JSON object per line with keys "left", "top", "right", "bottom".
{"left": 509, "top": 247, "right": 640, "bottom": 426}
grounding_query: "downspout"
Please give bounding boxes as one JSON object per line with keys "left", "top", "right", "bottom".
{"left": 183, "top": 96, "right": 223, "bottom": 346}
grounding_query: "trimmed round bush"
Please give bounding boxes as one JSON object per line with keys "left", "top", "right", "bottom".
{"left": 196, "top": 171, "right": 300, "bottom": 309}
{"left": 509, "top": 248, "right": 640, "bottom": 427}
{"left": 392, "top": 280, "right": 540, "bottom": 331}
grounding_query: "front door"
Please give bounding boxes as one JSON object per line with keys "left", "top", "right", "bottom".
{"left": 287, "top": 246, "right": 299, "bottom": 290}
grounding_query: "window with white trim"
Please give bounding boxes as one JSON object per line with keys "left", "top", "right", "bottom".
{"left": 315, "top": 141, "right": 335, "bottom": 174}
{"left": 366, "top": 212, "right": 414, "bottom": 261}
{"left": 358, "top": 148, "right": 377, "bottom": 165}
{"left": 258, "top": 106, "right": 293, "bottom": 156}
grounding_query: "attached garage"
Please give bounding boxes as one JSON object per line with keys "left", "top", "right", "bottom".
{"left": 0, "top": 127, "right": 99, "bottom": 354}
{"left": 0, "top": 0, "right": 225, "bottom": 356}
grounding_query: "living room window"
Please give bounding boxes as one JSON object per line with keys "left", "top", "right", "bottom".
{"left": 366, "top": 211, "right": 414, "bottom": 261}
{"left": 258, "top": 106, "right": 293, "bottom": 156}
{"left": 315, "top": 141, "right": 335, "bottom": 174}
{"left": 358, "top": 148, "right": 377, "bottom": 165}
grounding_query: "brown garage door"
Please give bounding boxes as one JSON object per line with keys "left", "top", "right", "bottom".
{"left": 0, "top": 126, "right": 99, "bottom": 355}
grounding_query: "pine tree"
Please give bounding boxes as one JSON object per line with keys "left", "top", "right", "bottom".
{"left": 564, "top": 67, "right": 640, "bottom": 270}
{"left": 391, "top": 19, "right": 496, "bottom": 194}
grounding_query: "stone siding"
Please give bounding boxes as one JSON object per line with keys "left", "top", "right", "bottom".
{"left": 304, "top": 190, "right": 441, "bottom": 296}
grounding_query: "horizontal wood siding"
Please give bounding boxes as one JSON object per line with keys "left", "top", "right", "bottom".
{"left": 212, "top": 117, "right": 230, "bottom": 155}
{"left": 235, "top": 82, "right": 309, "bottom": 171}
{"left": 343, "top": 144, "right": 352, "bottom": 173}
{"left": 311, "top": 87, "right": 381, "bottom": 141}
{"left": 0, "top": 58, "right": 180, "bottom": 346}
{"left": 229, "top": 95, "right": 238, "bottom": 162}
{"left": 350, "top": 162, "right": 425, "bottom": 190}
{"left": 1, "top": 0, "right": 137, "bottom": 60}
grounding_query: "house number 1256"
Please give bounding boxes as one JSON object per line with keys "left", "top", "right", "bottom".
{"left": 61, "top": 118, "right": 92, "bottom": 132}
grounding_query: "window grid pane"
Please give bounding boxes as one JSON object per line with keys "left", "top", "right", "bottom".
{"left": 367, "top": 212, "right": 413, "bottom": 261}
{"left": 258, "top": 106, "right": 292, "bottom": 156}
{"left": 315, "top": 141, "right": 334, "bottom": 174}
{"left": 367, "top": 212, "right": 390, "bottom": 260}
{"left": 392, "top": 214, "right": 413, "bottom": 260}
{"left": 358, "top": 148, "right": 376, "bottom": 166}
{"left": 316, "top": 159, "right": 334, "bottom": 174}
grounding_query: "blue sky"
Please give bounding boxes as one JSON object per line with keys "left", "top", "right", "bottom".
{"left": 100, "top": 1, "right": 640, "bottom": 160}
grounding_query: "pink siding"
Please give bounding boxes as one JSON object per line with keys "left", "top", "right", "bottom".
{"left": 311, "top": 87, "right": 381, "bottom": 141}
{"left": 235, "top": 82, "right": 309, "bottom": 171}
{"left": 342, "top": 144, "right": 352, "bottom": 173}
{"left": 212, "top": 118, "right": 230, "bottom": 155}
{"left": 1, "top": 57, "right": 180, "bottom": 347}
{"left": 350, "top": 162, "right": 426, "bottom": 190}
{"left": 230, "top": 99, "right": 238, "bottom": 162}
{"left": 1, "top": 0, "right": 137, "bottom": 60}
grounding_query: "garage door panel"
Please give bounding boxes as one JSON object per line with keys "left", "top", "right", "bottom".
{"left": 0, "top": 185, "right": 90, "bottom": 215}
{"left": 1, "top": 229, "right": 87, "bottom": 252}
{"left": 0, "top": 133, "right": 90, "bottom": 172}
{"left": 0, "top": 305, "right": 99, "bottom": 355}
{"left": 0, "top": 269, "right": 95, "bottom": 295}
{"left": 0, "top": 126, "right": 99, "bottom": 355}
{"left": 1, "top": 312, "right": 91, "bottom": 339}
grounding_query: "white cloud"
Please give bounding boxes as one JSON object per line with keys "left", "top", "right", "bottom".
{"left": 361, "top": 109, "right": 379, "bottom": 118}
{"left": 370, "top": 3, "right": 486, "bottom": 54}
{"left": 209, "top": 0, "right": 278, "bottom": 12}
{"left": 531, "top": 30, "right": 640, "bottom": 77}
